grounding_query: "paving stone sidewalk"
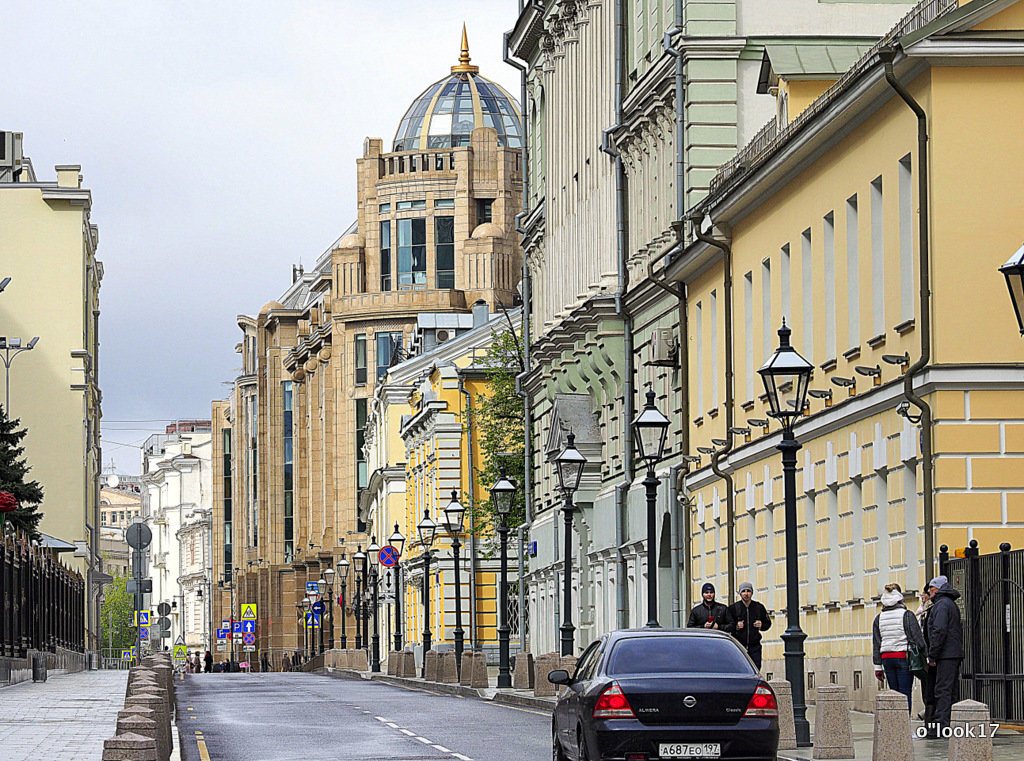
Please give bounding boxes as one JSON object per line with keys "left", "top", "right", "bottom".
{"left": 0, "top": 669, "right": 128, "bottom": 761}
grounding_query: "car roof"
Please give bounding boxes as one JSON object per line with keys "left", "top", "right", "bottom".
{"left": 603, "top": 627, "right": 735, "bottom": 640}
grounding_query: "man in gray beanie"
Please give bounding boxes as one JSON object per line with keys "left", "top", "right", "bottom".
{"left": 728, "top": 582, "right": 772, "bottom": 669}
{"left": 924, "top": 575, "right": 963, "bottom": 737}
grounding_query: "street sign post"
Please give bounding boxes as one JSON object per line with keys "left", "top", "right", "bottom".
{"left": 241, "top": 620, "right": 256, "bottom": 634}
{"left": 125, "top": 523, "right": 153, "bottom": 660}
{"left": 243, "top": 632, "right": 256, "bottom": 646}
{"left": 134, "top": 610, "right": 151, "bottom": 627}
{"left": 139, "top": 627, "right": 149, "bottom": 641}
{"left": 311, "top": 600, "right": 324, "bottom": 615}
{"left": 379, "top": 546, "right": 398, "bottom": 567}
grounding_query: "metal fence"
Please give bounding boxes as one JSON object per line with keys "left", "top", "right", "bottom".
{"left": 1, "top": 526, "right": 86, "bottom": 658}
{"left": 940, "top": 541, "right": 1024, "bottom": 722}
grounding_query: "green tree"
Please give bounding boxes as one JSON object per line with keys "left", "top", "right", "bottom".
{"left": 466, "top": 324, "right": 527, "bottom": 530}
{"left": 99, "top": 572, "right": 138, "bottom": 656}
{"left": 0, "top": 406, "right": 44, "bottom": 538}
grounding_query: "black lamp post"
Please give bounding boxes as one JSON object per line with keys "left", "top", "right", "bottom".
{"left": 389, "top": 524, "right": 406, "bottom": 652}
{"left": 367, "top": 537, "right": 382, "bottom": 672}
{"left": 758, "top": 319, "right": 814, "bottom": 748}
{"left": 632, "top": 387, "right": 671, "bottom": 628}
{"left": 490, "top": 467, "right": 517, "bottom": 688}
{"left": 320, "top": 566, "right": 336, "bottom": 650}
{"left": 417, "top": 509, "right": 437, "bottom": 677}
{"left": 554, "top": 432, "right": 586, "bottom": 657}
{"left": 0, "top": 334, "right": 39, "bottom": 414}
{"left": 301, "top": 597, "right": 312, "bottom": 659}
{"left": 337, "top": 554, "right": 350, "bottom": 649}
{"left": 353, "top": 546, "right": 365, "bottom": 650}
{"left": 443, "top": 491, "right": 466, "bottom": 673}
{"left": 999, "top": 245, "right": 1024, "bottom": 334}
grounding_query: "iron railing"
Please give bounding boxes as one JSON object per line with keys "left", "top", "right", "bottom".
{"left": 1, "top": 526, "right": 86, "bottom": 658}
{"left": 707, "top": 0, "right": 958, "bottom": 201}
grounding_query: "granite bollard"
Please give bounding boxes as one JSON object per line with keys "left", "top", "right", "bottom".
{"left": 812, "top": 684, "right": 854, "bottom": 759}
{"left": 470, "top": 651, "right": 490, "bottom": 689}
{"left": 459, "top": 651, "right": 474, "bottom": 686}
{"left": 349, "top": 649, "right": 369, "bottom": 671}
{"left": 125, "top": 690, "right": 170, "bottom": 761}
{"left": 533, "top": 652, "right": 560, "bottom": 698}
{"left": 424, "top": 650, "right": 440, "bottom": 682}
{"left": 400, "top": 650, "right": 416, "bottom": 678}
{"left": 949, "top": 699, "right": 994, "bottom": 761}
{"left": 117, "top": 713, "right": 159, "bottom": 754}
{"left": 769, "top": 679, "right": 797, "bottom": 751}
{"left": 513, "top": 651, "right": 534, "bottom": 690}
{"left": 440, "top": 651, "right": 459, "bottom": 684}
{"left": 871, "top": 690, "right": 913, "bottom": 761}
{"left": 387, "top": 651, "right": 397, "bottom": 676}
{"left": 102, "top": 732, "right": 158, "bottom": 761}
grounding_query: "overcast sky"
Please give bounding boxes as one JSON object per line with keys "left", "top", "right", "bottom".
{"left": 1, "top": 1, "right": 521, "bottom": 474}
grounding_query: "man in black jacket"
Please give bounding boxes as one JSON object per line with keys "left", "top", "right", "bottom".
{"left": 925, "top": 575, "right": 964, "bottom": 735}
{"left": 729, "top": 581, "right": 772, "bottom": 669}
{"left": 687, "top": 583, "right": 734, "bottom": 633}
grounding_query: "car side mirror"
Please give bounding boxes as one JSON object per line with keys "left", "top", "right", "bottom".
{"left": 547, "top": 668, "right": 571, "bottom": 685}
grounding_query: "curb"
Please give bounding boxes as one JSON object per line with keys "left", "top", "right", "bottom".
{"left": 321, "top": 667, "right": 556, "bottom": 713}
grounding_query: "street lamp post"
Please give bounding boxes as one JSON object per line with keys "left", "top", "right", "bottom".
{"left": 758, "top": 319, "right": 814, "bottom": 748}
{"left": 367, "top": 537, "right": 382, "bottom": 673}
{"left": 443, "top": 492, "right": 466, "bottom": 673}
{"left": 490, "top": 468, "right": 517, "bottom": 689}
{"left": 632, "top": 387, "right": 671, "bottom": 628}
{"left": 0, "top": 335, "right": 39, "bottom": 415}
{"left": 417, "top": 510, "right": 437, "bottom": 677}
{"left": 388, "top": 525, "right": 406, "bottom": 651}
{"left": 337, "top": 554, "right": 350, "bottom": 649}
{"left": 319, "top": 566, "right": 336, "bottom": 650}
{"left": 353, "top": 546, "right": 365, "bottom": 649}
{"left": 301, "top": 598, "right": 312, "bottom": 660}
{"left": 554, "top": 433, "right": 587, "bottom": 657}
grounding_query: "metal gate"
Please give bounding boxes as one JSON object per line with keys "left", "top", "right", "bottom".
{"left": 940, "top": 541, "right": 1024, "bottom": 722}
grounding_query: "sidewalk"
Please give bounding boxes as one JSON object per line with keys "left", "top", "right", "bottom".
{"left": 325, "top": 665, "right": 1024, "bottom": 761}
{"left": 0, "top": 669, "right": 128, "bottom": 761}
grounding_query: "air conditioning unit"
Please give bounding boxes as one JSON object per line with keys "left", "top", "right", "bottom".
{"left": 649, "top": 327, "right": 679, "bottom": 367}
{"left": 435, "top": 329, "right": 452, "bottom": 344}
{"left": 0, "top": 131, "right": 24, "bottom": 181}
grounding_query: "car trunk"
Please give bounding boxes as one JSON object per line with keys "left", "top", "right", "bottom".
{"left": 615, "top": 674, "right": 758, "bottom": 726}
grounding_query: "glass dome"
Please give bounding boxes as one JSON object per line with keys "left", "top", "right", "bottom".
{"left": 393, "top": 30, "right": 523, "bottom": 152}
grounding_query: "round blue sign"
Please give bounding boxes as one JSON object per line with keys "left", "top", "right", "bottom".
{"left": 379, "top": 546, "right": 398, "bottom": 567}
{"left": 311, "top": 600, "right": 324, "bottom": 615}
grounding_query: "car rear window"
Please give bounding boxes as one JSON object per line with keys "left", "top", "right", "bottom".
{"left": 605, "top": 636, "right": 754, "bottom": 676}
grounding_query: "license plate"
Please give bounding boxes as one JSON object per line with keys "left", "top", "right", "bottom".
{"left": 658, "top": 743, "right": 721, "bottom": 759}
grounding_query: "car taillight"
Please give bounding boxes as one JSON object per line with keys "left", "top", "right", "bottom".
{"left": 593, "top": 683, "right": 636, "bottom": 719}
{"left": 743, "top": 684, "right": 778, "bottom": 717}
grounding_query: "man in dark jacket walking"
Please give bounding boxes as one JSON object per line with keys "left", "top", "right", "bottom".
{"left": 925, "top": 575, "right": 964, "bottom": 735}
{"left": 729, "top": 581, "right": 771, "bottom": 669}
{"left": 687, "top": 583, "right": 734, "bottom": 633}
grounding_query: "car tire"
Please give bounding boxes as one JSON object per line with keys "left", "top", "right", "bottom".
{"left": 578, "top": 728, "right": 595, "bottom": 761}
{"left": 552, "top": 734, "right": 567, "bottom": 761}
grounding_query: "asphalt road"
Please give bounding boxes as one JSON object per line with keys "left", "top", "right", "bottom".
{"left": 175, "top": 672, "right": 551, "bottom": 761}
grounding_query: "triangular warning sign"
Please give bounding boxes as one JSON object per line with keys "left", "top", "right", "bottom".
{"left": 174, "top": 634, "right": 185, "bottom": 646}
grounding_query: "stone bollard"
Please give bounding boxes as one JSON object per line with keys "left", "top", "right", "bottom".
{"left": 387, "top": 651, "right": 397, "bottom": 676}
{"left": 513, "top": 652, "right": 535, "bottom": 690}
{"left": 533, "top": 652, "right": 560, "bottom": 698}
{"left": 949, "top": 699, "right": 994, "bottom": 761}
{"left": 151, "top": 664, "right": 174, "bottom": 704}
{"left": 769, "top": 679, "right": 797, "bottom": 751}
{"left": 117, "top": 713, "right": 159, "bottom": 754}
{"left": 439, "top": 651, "right": 459, "bottom": 684}
{"left": 400, "top": 650, "right": 416, "bottom": 678}
{"left": 125, "top": 690, "right": 170, "bottom": 761}
{"left": 349, "top": 649, "right": 369, "bottom": 671}
{"left": 470, "top": 651, "right": 490, "bottom": 689}
{"left": 424, "top": 650, "right": 440, "bottom": 682}
{"left": 812, "top": 684, "right": 854, "bottom": 759}
{"left": 336, "top": 649, "right": 348, "bottom": 669}
{"left": 560, "top": 655, "right": 577, "bottom": 677}
{"left": 872, "top": 690, "right": 913, "bottom": 761}
{"left": 103, "top": 732, "right": 157, "bottom": 761}
{"left": 459, "top": 651, "right": 473, "bottom": 686}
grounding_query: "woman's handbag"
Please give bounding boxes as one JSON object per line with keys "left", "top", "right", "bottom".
{"left": 907, "top": 642, "right": 928, "bottom": 678}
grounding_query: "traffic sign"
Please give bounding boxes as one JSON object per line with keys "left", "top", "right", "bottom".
{"left": 243, "top": 632, "right": 256, "bottom": 645}
{"left": 138, "top": 627, "right": 150, "bottom": 641}
{"left": 305, "top": 581, "right": 320, "bottom": 595}
{"left": 221, "top": 619, "right": 230, "bottom": 630}
{"left": 125, "top": 522, "right": 152, "bottom": 550}
{"left": 304, "top": 612, "right": 321, "bottom": 628}
{"left": 174, "top": 634, "right": 185, "bottom": 646}
{"left": 311, "top": 600, "right": 324, "bottom": 615}
{"left": 243, "top": 645, "right": 256, "bottom": 652}
{"left": 134, "top": 610, "right": 151, "bottom": 627}
{"left": 121, "top": 649, "right": 133, "bottom": 660}
{"left": 241, "top": 620, "right": 256, "bottom": 634}
{"left": 240, "top": 603, "right": 257, "bottom": 620}
{"left": 217, "top": 644, "right": 228, "bottom": 652}
{"left": 216, "top": 628, "right": 228, "bottom": 640}
{"left": 232, "top": 622, "right": 243, "bottom": 634}
{"left": 379, "top": 546, "right": 398, "bottom": 567}
{"left": 232, "top": 634, "right": 242, "bottom": 641}
{"left": 158, "top": 602, "right": 172, "bottom": 616}
{"left": 173, "top": 645, "right": 187, "bottom": 660}
{"left": 131, "top": 646, "right": 138, "bottom": 657}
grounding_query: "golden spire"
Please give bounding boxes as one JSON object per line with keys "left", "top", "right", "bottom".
{"left": 451, "top": 23, "right": 479, "bottom": 74}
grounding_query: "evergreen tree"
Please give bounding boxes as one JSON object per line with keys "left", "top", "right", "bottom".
{"left": 0, "top": 406, "right": 44, "bottom": 537}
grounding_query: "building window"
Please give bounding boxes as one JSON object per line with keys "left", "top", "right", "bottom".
{"left": 354, "top": 333, "right": 367, "bottom": 385}
{"left": 376, "top": 331, "right": 402, "bottom": 379}
{"left": 476, "top": 198, "right": 493, "bottom": 225}
{"left": 397, "top": 218, "right": 426, "bottom": 288}
{"left": 283, "top": 381, "right": 294, "bottom": 563}
{"left": 356, "top": 398, "right": 368, "bottom": 531}
{"left": 397, "top": 199, "right": 426, "bottom": 210}
{"left": 222, "top": 428, "right": 232, "bottom": 579}
{"left": 379, "top": 203, "right": 391, "bottom": 214}
{"left": 435, "top": 216, "right": 455, "bottom": 289}
{"left": 380, "top": 220, "right": 391, "bottom": 291}
{"left": 434, "top": 198, "right": 455, "bottom": 209}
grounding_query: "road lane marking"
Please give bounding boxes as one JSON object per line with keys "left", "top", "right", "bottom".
{"left": 452, "top": 754, "right": 472, "bottom": 761}
{"left": 415, "top": 736, "right": 432, "bottom": 743}
{"left": 385, "top": 722, "right": 398, "bottom": 728}
{"left": 197, "top": 738, "right": 211, "bottom": 761}
{"left": 399, "top": 728, "right": 415, "bottom": 736}
{"left": 433, "top": 744, "right": 452, "bottom": 752}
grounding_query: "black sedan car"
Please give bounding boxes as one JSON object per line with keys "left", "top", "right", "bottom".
{"left": 549, "top": 628, "right": 779, "bottom": 761}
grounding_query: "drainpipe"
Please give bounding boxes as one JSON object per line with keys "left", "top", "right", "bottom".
{"left": 602, "top": 0, "right": 633, "bottom": 631}
{"left": 504, "top": 29, "right": 532, "bottom": 652}
{"left": 880, "top": 46, "right": 935, "bottom": 574}
{"left": 459, "top": 379, "right": 480, "bottom": 648}
{"left": 690, "top": 213, "right": 737, "bottom": 601}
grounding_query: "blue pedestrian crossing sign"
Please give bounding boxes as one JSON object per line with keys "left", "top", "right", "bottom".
{"left": 121, "top": 649, "right": 133, "bottom": 660}
{"left": 138, "top": 627, "right": 149, "bottom": 641}
{"left": 232, "top": 621, "right": 243, "bottom": 634}
{"left": 241, "top": 620, "right": 256, "bottom": 634}
{"left": 134, "top": 610, "right": 151, "bottom": 627}
{"left": 304, "top": 612, "right": 321, "bottom": 629}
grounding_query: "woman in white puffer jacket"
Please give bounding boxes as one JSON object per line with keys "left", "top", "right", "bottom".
{"left": 872, "top": 582, "right": 928, "bottom": 712}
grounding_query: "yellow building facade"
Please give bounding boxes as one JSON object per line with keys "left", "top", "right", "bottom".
{"left": 660, "top": 0, "right": 1024, "bottom": 708}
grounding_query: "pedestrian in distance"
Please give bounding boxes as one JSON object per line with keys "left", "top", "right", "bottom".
{"left": 924, "top": 575, "right": 964, "bottom": 737}
{"left": 204, "top": 650, "right": 213, "bottom": 673}
{"left": 728, "top": 581, "right": 771, "bottom": 669}
{"left": 282, "top": 652, "right": 292, "bottom": 673}
{"left": 185, "top": 652, "right": 194, "bottom": 674}
{"left": 687, "top": 582, "right": 734, "bottom": 632}
{"left": 261, "top": 652, "right": 270, "bottom": 672}
{"left": 192, "top": 652, "right": 202, "bottom": 674}
{"left": 915, "top": 586, "right": 937, "bottom": 724}
{"left": 871, "top": 582, "right": 927, "bottom": 713}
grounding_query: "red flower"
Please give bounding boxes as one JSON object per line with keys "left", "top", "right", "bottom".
{"left": 0, "top": 491, "right": 19, "bottom": 513}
